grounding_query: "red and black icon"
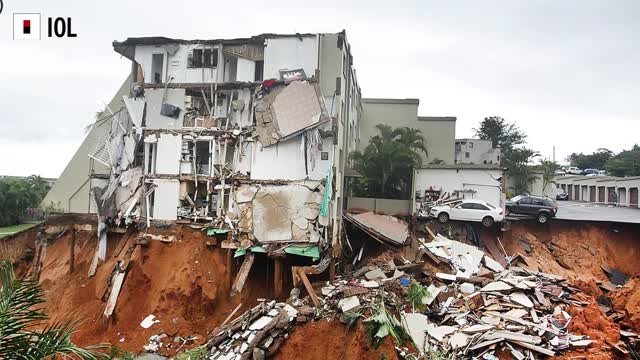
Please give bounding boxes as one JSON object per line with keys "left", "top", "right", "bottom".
{"left": 23, "top": 20, "right": 31, "bottom": 34}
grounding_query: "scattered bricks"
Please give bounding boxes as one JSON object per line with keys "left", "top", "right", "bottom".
{"left": 466, "top": 292, "right": 485, "bottom": 310}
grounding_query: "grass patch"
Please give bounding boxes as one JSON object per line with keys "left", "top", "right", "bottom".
{"left": 0, "top": 222, "right": 40, "bottom": 239}
{"left": 175, "top": 346, "right": 208, "bottom": 360}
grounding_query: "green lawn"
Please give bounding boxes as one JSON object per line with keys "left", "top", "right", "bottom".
{"left": 0, "top": 222, "right": 41, "bottom": 239}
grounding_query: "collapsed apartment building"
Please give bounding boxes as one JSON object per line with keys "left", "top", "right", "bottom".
{"left": 42, "top": 32, "right": 363, "bottom": 282}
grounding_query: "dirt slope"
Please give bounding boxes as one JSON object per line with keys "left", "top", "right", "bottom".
{"left": 494, "top": 220, "right": 640, "bottom": 283}
{"left": 14, "top": 227, "right": 266, "bottom": 355}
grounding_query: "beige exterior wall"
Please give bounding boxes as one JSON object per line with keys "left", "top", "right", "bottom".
{"left": 359, "top": 99, "right": 456, "bottom": 165}
{"left": 40, "top": 74, "right": 133, "bottom": 213}
{"left": 418, "top": 117, "right": 456, "bottom": 164}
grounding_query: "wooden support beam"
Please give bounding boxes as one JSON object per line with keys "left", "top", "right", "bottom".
{"left": 103, "top": 270, "right": 126, "bottom": 317}
{"left": 296, "top": 268, "right": 320, "bottom": 307}
{"left": 231, "top": 253, "right": 255, "bottom": 296}
{"left": 274, "top": 258, "right": 284, "bottom": 299}
{"left": 220, "top": 303, "right": 243, "bottom": 328}
{"left": 226, "top": 249, "right": 233, "bottom": 290}
{"left": 425, "top": 225, "right": 437, "bottom": 240}
{"left": 329, "top": 258, "right": 336, "bottom": 281}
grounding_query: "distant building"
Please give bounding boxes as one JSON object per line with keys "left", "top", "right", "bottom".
{"left": 454, "top": 138, "right": 500, "bottom": 165}
{"left": 359, "top": 98, "right": 456, "bottom": 164}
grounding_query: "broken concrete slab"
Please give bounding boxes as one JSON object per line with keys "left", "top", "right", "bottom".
{"left": 250, "top": 183, "right": 322, "bottom": 243}
{"left": 425, "top": 324, "right": 457, "bottom": 342}
{"left": 460, "top": 283, "right": 475, "bottom": 294}
{"left": 364, "top": 268, "right": 386, "bottom": 280}
{"left": 424, "top": 236, "right": 485, "bottom": 278}
{"left": 343, "top": 212, "right": 409, "bottom": 246}
{"left": 483, "top": 255, "right": 505, "bottom": 272}
{"left": 338, "top": 296, "right": 361, "bottom": 313}
{"left": 403, "top": 313, "right": 430, "bottom": 354}
{"left": 448, "top": 332, "right": 470, "bottom": 349}
{"left": 249, "top": 316, "right": 273, "bottom": 331}
{"left": 504, "top": 309, "right": 529, "bottom": 319}
{"left": 509, "top": 292, "right": 534, "bottom": 308}
{"left": 480, "top": 281, "right": 513, "bottom": 292}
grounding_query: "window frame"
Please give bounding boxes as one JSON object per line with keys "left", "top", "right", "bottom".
{"left": 188, "top": 47, "right": 218, "bottom": 69}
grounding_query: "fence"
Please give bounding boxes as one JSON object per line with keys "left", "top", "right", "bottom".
{"left": 346, "top": 197, "right": 411, "bottom": 216}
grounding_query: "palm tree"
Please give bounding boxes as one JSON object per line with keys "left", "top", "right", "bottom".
{"left": 0, "top": 260, "right": 108, "bottom": 359}
{"left": 350, "top": 125, "right": 428, "bottom": 199}
{"left": 504, "top": 148, "right": 540, "bottom": 195}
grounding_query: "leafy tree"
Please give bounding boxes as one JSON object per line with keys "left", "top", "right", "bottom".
{"left": 350, "top": 125, "right": 427, "bottom": 199}
{"left": 0, "top": 260, "right": 108, "bottom": 359}
{"left": 605, "top": 145, "right": 640, "bottom": 176}
{"left": 473, "top": 116, "right": 526, "bottom": 156}
{"left": 566, "top": 149, "right": 613, "bottom": 170}
{"left": 0, "top": 176, "right": 51, "bottom": 227}
{"left": 504, "top": 148, "right": 540, "bottom": 195}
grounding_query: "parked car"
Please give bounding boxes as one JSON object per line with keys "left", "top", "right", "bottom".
{"left": 555, "top": 188, "right": 569, "bottom": 201}
{"left": 582, "top": 168, "right": 598, "bottom": 176}
{"left": 565, "top": 167, "right": 582, "bottom": 175}
{"left": 505, "top": 195, "right": 558, "bottom": 223}
{"left": 430, "top": 199, "right": 504, "bottom": 227}
{"left": 554, "top": 169, "right": 567, "bottom": 176}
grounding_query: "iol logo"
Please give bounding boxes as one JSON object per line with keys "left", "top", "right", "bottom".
{"left": 10, "top": 1, "right": 78, "bottom": 40}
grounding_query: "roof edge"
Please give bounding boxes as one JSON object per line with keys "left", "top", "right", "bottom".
{"left": 362, "top": 98, "right": 419, "bottom": 105}
{"left": 419, "top": 116, "right": 457, "bottom": 122}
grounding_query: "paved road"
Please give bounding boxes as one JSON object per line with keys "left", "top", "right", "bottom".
{"left": 554, "top": 201, "right": 640, "bottom": 223}
{"left": 506, "top": 201, "right": 640, "bottom": 224}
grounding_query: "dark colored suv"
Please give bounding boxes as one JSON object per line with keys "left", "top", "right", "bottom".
{"left": 505, "top": 195, "right": 557, "bottom": 223}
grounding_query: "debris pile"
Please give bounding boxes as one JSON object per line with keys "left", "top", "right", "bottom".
{"left": 407, "top": 236, "right": 595, "bottom": 357}
{"left": 267, "top": 232, "right": 599, "bottom": 359}
{"left": 206, "top": 300, "right": 298, "bottom": 359}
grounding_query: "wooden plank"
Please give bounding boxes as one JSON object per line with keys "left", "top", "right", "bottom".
{"left": 220, "top": 303, "right": 243, "bottom": 328}
{"left": 486, "top": 330, "right": 541, "bottom": 344}
{"left": 113, "top": 227, "right": 135, "bottom": 258}
{"left": 484, "top": 237, "right": 507, "bottom": 267}
{"left": 88, "top": 249, "right": 99, "bottom": 278}
{"left": 104, "top": 270, "right": 126, "bottom": 317}
{"left": 425, "top": 226, "right": 437, "bottom": 240}
{"left": 274, "top": 258, "right": 284, "bottom": 299}
{"left": 230, "top": 253, "right": 255, "bottom": 296}
{"left": 509, "top": 341, "right": 555, "bottom": 356}
{"left": 468, "top": 337, "right": 504, "bottom": 351}
{"left": 485, "top": 311, "right": 559, "bottom": 335}
{"left": 297, "top": 268, "right": 320, "bottom": 307}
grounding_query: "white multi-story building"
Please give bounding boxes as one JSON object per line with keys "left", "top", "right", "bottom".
{"left": 43, "top": 32, "right": 363, "bottom": 268}
{"left": 454, "top": 138, "right": 501, "bottom": 165}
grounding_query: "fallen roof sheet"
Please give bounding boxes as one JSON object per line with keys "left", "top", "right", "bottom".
{"left": 344, "top": 212, "right": 409, "bottom": 246}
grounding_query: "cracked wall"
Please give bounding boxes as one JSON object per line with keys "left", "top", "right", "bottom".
{"left": 234, "top": 182, "right": 325, "bottom": 243}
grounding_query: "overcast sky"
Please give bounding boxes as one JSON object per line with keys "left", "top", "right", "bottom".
{"left": 0, "top": 0, "right": 638, "bottom": 177}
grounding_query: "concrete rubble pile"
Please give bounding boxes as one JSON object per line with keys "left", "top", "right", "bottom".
{"left": 277, "top": 233, "right": 594, "bottom": 359}
{"left": 191, "top": 230, "right": 596, "bottom": 359}
{"left": 205, "top": 300, "right": 298, "bottom": 360}
{"left": 408, "top": 235, "right": 594, "bottom": 358}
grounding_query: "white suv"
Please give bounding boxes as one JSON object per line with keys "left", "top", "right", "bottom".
{"left": 566, "top": 167, "right": 582, "bottom": 175}
{"left": 430, "top": 199, "right": 504, "bottom": 227}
